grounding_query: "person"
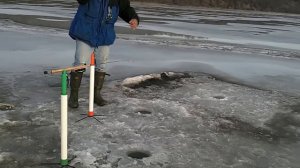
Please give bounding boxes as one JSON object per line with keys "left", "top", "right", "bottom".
{"left": 68, "top": 0, "right": 139, "bottom": 108}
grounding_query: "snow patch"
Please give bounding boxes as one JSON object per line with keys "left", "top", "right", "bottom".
{"left": 122, "top": 74, "right": 161, "bottom": 88}
{"left": 118, "top": 144, "right": 150, "bottom": 152}
{"left": 0, "top": 103, "right": 15, "bottom": 111}
{"left": 0, "top": 8, "right": 64, "bottom": 17}
{"left": 143, "top": 152, "right": 169, "bottom": 166}
{"left": 72, "top": 150, "right": 97, "bottom": 168}
{"left": 0, "top": 152, "right": 12, "bottom": 163}
{"left": 177, "top": 106, "right": 191, "bottom": 117}
{"left": 153, "top": 34, "right": 201, "bottom": 40}
{"left": 121, "top": 72, "right": 189, "bottom": 88}
{"left": 0, "top": 118, "right": 30, "bottom": 127}
{"left": 37, "top": 18, "right": 69, "bottom": 22}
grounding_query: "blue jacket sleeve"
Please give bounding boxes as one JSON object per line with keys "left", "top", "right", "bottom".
{"left": 77, "top": 0, "right": 89, "bottom": 5}
{"left": 119, "top": 0, "right": 140, "bottom": 24}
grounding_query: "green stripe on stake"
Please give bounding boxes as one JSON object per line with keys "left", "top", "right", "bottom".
{"left": 61, "top": 70, "right": 68, "bottom": 166}
{"left": 61, "top": 70, "right": 67, "bottom": 95}
{"left": 60, "top": 159, "right": 69, "bottom": 166}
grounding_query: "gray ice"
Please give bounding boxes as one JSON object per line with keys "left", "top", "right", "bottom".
{"left": 0, "top": 1, "right": 300, "bottom": 168}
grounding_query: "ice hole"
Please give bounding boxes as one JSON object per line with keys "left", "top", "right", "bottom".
{"left": 136, "top": 110, "right": 152, "bottom": 115}
{"left": 213, "top": 95, "right": 226, "bottom": 100}
{"left": 127, "top": 150, "right": 151, "bottom": 159}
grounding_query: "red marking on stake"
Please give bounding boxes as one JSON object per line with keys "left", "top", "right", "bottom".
{"left": 88, "top": 111, "right": 94, "bottom": 117}
{"left": 90, "top": 52, "right": 95, "bottom": 66}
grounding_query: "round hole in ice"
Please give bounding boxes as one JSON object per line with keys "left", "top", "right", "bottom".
{"left": 135, "top": 110, "right": 152, "bottom": 115}
{"left": 213, "top": 95, "right": 226, "bottom": 100}
{"left": 127, "top": 150, "right": 151, "bottom": 159}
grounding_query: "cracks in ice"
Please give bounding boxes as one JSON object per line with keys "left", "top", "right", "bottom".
{"left": 215, "top": 115, "right": 280, "bottom": 142}
{"left": 213, "top": 114, "right": 300, "bottom": 143}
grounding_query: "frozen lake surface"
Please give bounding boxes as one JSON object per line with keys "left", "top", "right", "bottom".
{"left": 0, "top": 1, "right": 300, "bottom": 167}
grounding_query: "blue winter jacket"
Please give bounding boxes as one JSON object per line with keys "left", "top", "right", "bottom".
{"left": 69, "top": 0, "right": 139, "bottom": 47}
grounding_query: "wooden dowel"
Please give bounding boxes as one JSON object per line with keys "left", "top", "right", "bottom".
{"left": 50, "top": 65, "right": 88, "bottom": 74}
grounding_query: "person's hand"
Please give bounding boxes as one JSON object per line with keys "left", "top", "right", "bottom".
{"left": 129, "top": 19, "right": 138, "bottom": 30}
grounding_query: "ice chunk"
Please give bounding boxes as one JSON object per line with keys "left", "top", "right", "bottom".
{"left": 72, "top": 150, "right": 97, "bottom": 168}
{"left": 121, "top": 72, "right": 190, "bottom": 88}
{"left": 122, "top": 74, "right": 161, "bottom": 88}
{"left": 0, "top": 152, "right": 12, "bottom": 163}
{"left": 0, "top": 103, "right": 15, "bottom": 111}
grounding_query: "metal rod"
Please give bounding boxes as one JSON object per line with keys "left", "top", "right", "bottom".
{"left": 75, "top": 116, "right": 89, "bottom": 123}
{"left": 93, "top": 117, "right": 103, "bottom": 123}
